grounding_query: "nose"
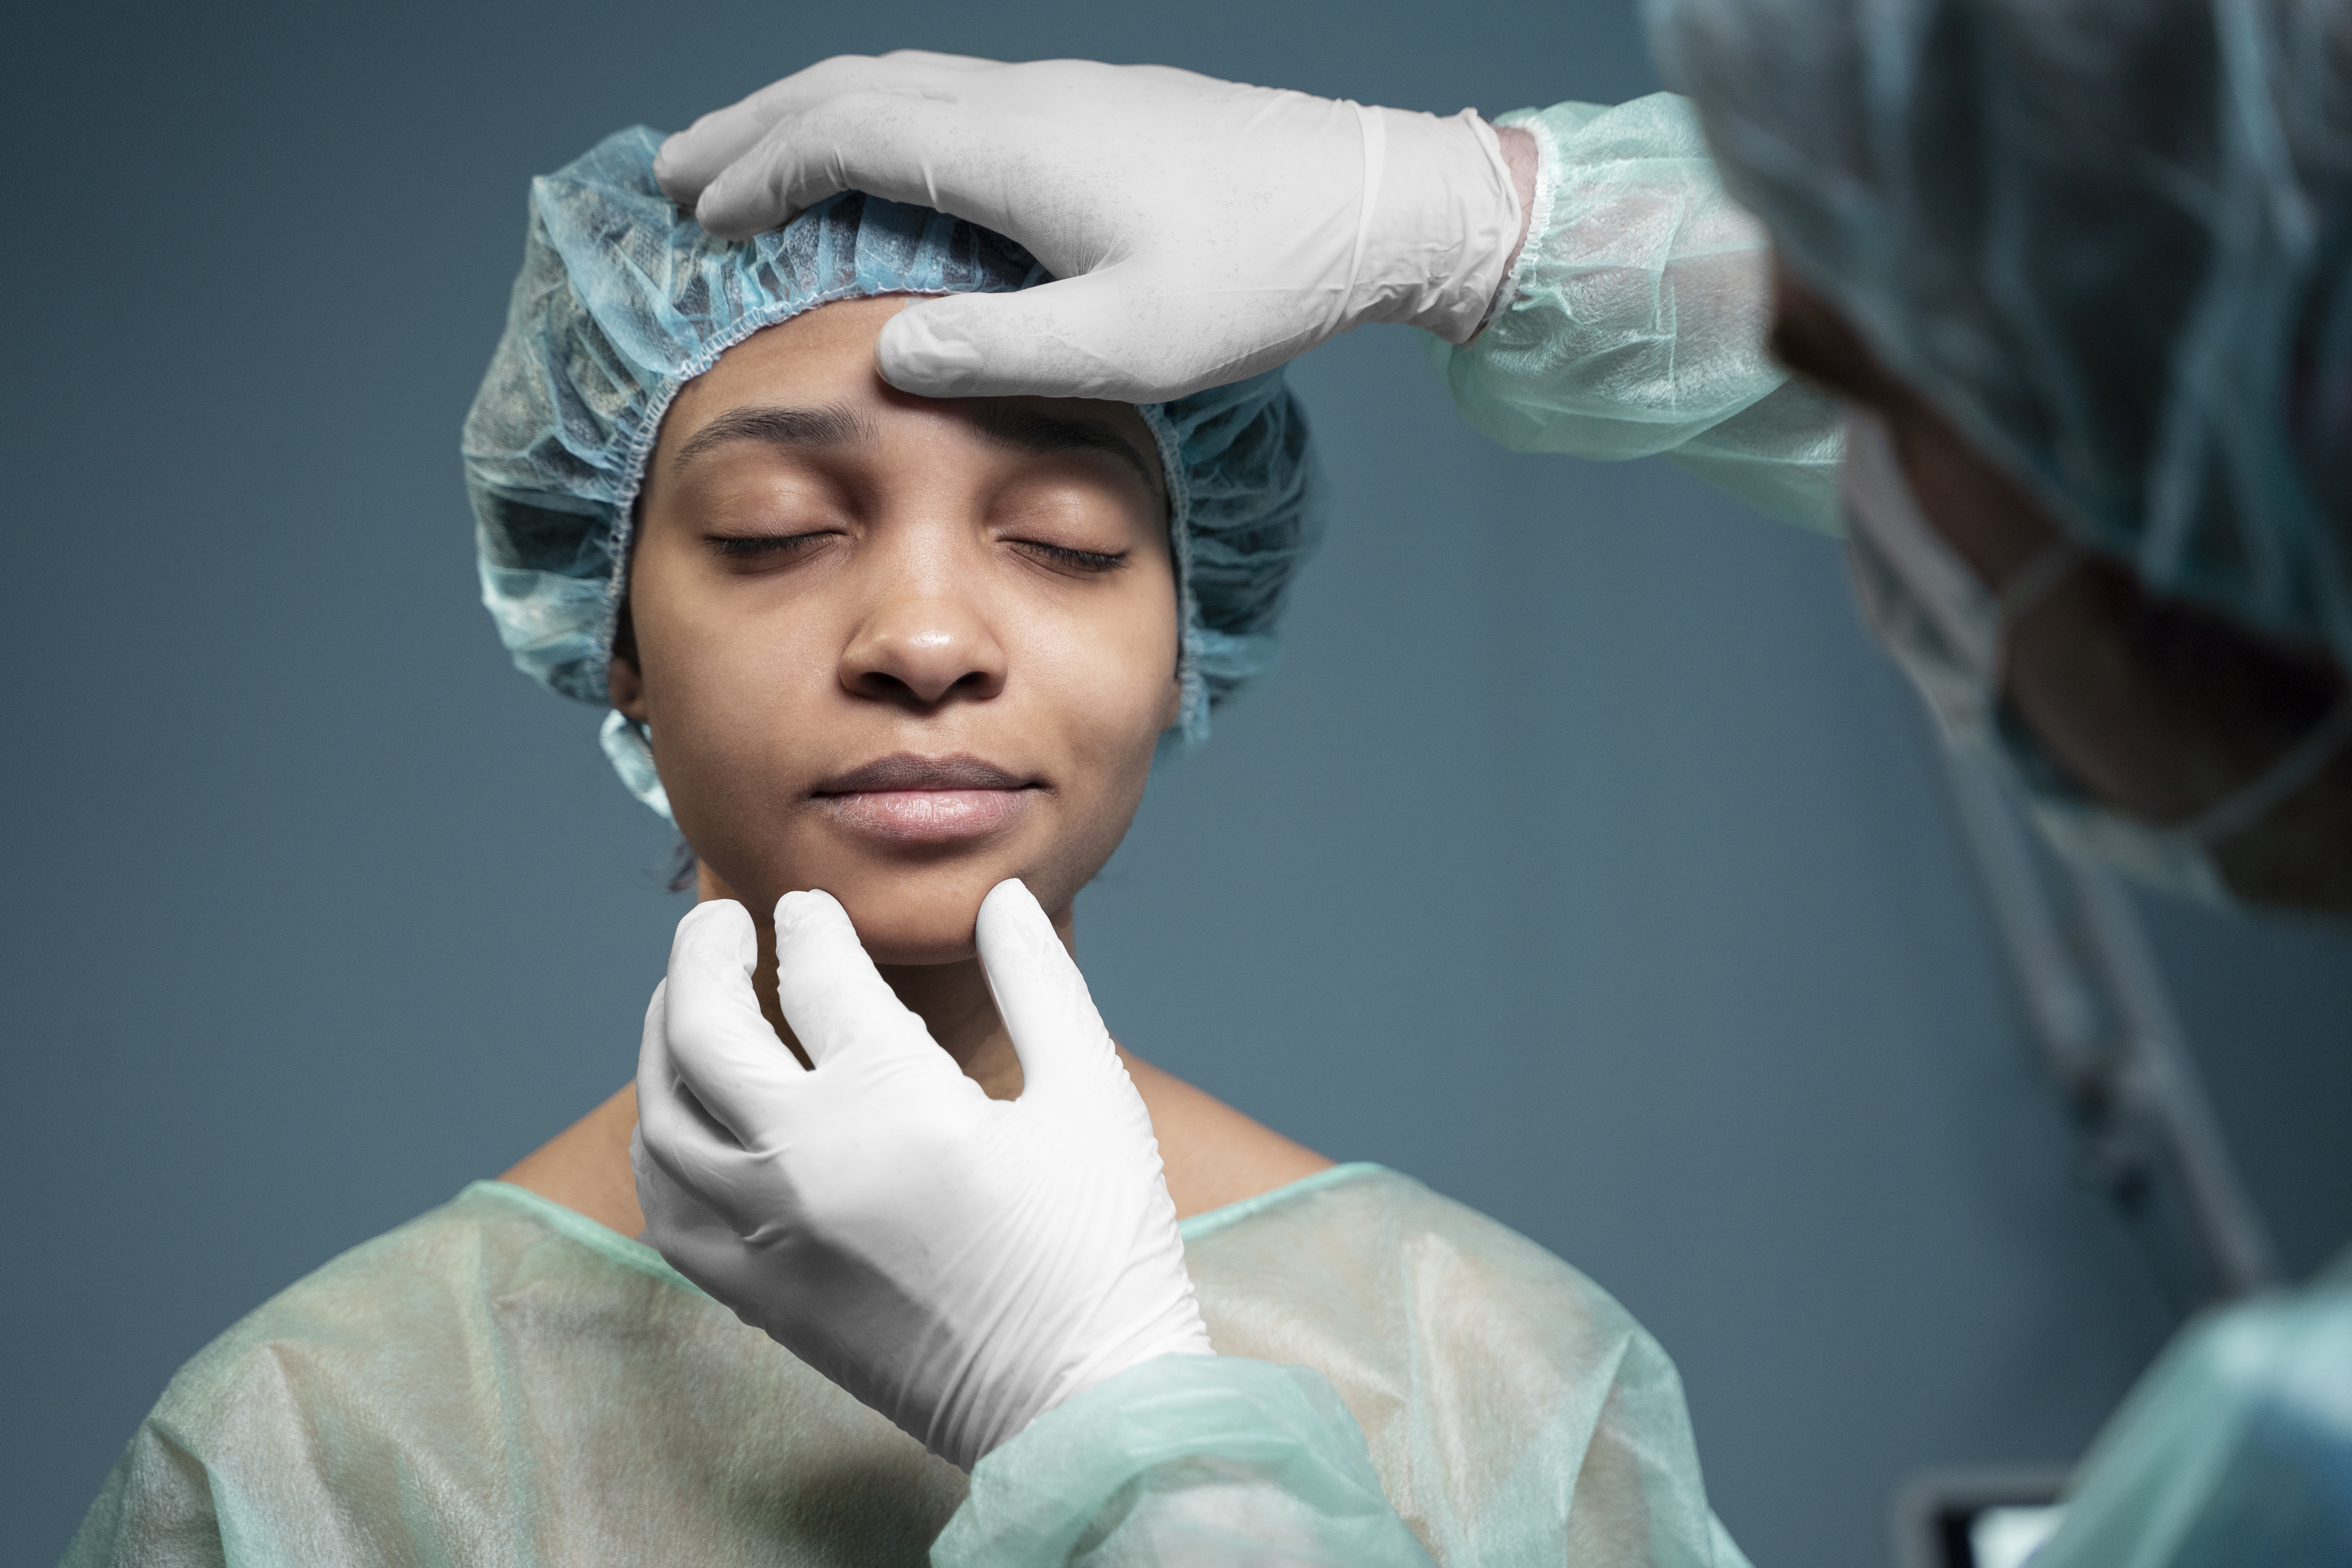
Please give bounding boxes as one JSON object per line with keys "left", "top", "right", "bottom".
{"left": 840, "top": 591, "right": 1008, "bottom": 708}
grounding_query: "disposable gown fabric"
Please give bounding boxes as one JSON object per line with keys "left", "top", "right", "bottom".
{"left": 1426, "top": 94, "right": 1844, "bottom": 535}
{"left": 64, "top": 1164, "right": 1749, "bottom": 1568}
{"left": 937, "top": 1354, "right": 1441, "bottom": 1566}
{"left": 463, "top": 125, "right": 1326, "bottom": 805}
{"left": 1647, "top": 0, "right": 2352, "bottom": 673}
{"left": 2033, "top": 1249, "right": 2352, "bottom": 1568}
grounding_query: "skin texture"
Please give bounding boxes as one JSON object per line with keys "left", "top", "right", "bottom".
{"left": 1769, "top": 264, "right": 2352, "bottom": 912}
{"left": 504, "top": 296, "right": 1327, "bottom": 1230}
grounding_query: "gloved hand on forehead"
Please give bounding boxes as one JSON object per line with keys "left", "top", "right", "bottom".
{"left": 631, "top": 878, "right": 1215, "bottom": 1471}
{"left": 654, "top": 51, "right": 1524, "bottom": 401}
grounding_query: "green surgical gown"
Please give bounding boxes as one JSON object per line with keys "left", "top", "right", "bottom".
{"left": 2031, "top": 1251, "right": 2352, "bottom": 1568}
{"left": 64, "top": 1165, "right": 1751, "bottom": 1566}
{"left": 1428, "top": 93, "right": 1846, "bottom": 536}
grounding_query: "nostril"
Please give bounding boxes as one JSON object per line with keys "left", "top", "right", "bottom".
{"left": 857, "top": 670, "right": 917, "bottom": 702}
{"left": 842, "top": 618, "right": 1008, "bottom": 706}
{"left": 849, "top": 667, "right": 995, "bottom": 708}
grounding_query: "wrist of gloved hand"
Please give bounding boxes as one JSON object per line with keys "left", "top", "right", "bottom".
{"left": 1353, "top": 106, "right": 1524, "bottom": 342}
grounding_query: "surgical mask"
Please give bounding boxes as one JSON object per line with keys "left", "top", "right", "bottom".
{"left": 1839, "top": 409, "right": 2352, "bottom": 907}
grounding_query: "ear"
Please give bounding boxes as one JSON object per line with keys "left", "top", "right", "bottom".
{"left": 608, "top": 646, "right": 650, "bottom": 723}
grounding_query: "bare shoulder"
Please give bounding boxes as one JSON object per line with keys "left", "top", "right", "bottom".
{"left": 500, "top": 1084, "right": 645, "bottom": 1238}
{"left": 1119, "top": 1049, "right": 1333, "bottom": 1220}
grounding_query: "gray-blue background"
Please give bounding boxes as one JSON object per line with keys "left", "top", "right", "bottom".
{"left": 5, "top": 4, "right": 2348, "bottom": 1565}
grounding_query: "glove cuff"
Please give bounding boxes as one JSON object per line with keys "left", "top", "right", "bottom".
{"left": 1352, "top": 106, "right": 1522, "bottom": 343}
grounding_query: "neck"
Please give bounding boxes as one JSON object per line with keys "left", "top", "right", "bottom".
{"left": 696, "top": 864, "right": 1063, "bottom": 1101}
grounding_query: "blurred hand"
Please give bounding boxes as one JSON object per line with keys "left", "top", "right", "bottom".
{"left": 655, "top": 52, "right": 1523, "bottom": 400}
{"left": 632, "top": 879, "right": 1214, "bottom": 1470}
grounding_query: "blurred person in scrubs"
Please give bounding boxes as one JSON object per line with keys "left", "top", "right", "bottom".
{"left": 635, "top": 2, "right": 2352, "bottom": 1563}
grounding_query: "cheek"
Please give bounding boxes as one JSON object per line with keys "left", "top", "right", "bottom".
{"left": 976, "top": 570, "right": 1178, "bottom": 915}
{"left": 627, "top": 558, "right": 839, "bottom": 819}
{"left": 1027, "top": 576, "right": 1182, "bottom": 766}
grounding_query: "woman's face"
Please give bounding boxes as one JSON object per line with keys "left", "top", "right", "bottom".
{"left": 612, "top": 296, "right": 1181, "bottom": 964}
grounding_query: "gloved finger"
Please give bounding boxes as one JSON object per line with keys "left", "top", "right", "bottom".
{"left": 661, "top": 900, "right": 813, "bottom": 1151}
{"left": 633, "top": 976, "right": 764, "bottom": 1209}
{"left": 657, "top": 50, "right": 1011, "bottom": 206}
{"left": 629, "top": 1118, "right": 725, "bottom": 1246}
{"left": 630, "top": 1131, "right": 773, "bottom": 1319}
{"left": 869, "top": 46, "right": 1004, "bottom": 69}
{"left": 630, "top": 1121, "right": 756, "bottom": 1263}
{"left": 626, "top": 1120, "right": 667, "bottom": 1242}
{"left": 771, "top": 889, "right": 947, "bottom": 1069}
{"left": 656, "top": 55, "right": 890, "bottom": 205}
{"left": 691, "top": 82, "right": 1038, "bottom": 241}
{"left": 975, "top": 879, "right": 1118, "bottom": 1101}
{"left": 875, "top": 274, "right": 1292, "bottom": 401}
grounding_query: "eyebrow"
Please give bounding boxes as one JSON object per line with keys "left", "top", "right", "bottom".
{"left": 668, "top": 398, "right": 1163, "bottom": 499}
{"left": 670, "top": 403, "right": 879, "bottom": 470}
{"left": 967, "top": 402, "right": 1164, "bottom": 499}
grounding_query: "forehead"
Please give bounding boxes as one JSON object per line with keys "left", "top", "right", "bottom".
{"left": 656, "top": 296, "right": 910, "bottom": 450}
{"left": 655, "top": 296, "right": 1163, "bottom": 491}
{"left": 680, "top": 295, "right": 915, "bottom": 409}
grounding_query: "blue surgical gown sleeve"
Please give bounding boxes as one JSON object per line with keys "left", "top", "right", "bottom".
{"left": 1426, "top": 94, "right": 1845, "bottom": 536}
{"left": 2030, "top": 1251, "right": 2352, "bottom": 1568}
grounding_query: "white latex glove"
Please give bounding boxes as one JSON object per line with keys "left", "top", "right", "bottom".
{"left": 653, "top": 52, "right": 1523, "bottom": 400}
{"left": 631, "top": 879, "right": 1214, "bottom": 1470}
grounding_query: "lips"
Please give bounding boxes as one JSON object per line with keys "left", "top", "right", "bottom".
{"left": 811, "top": 753, "right": 1039, "bottom": 844}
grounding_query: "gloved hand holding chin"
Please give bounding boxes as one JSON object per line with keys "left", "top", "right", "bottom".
{"left": 652, "top": 52, "right": 1526, "bottom": 401}
{"left": 631, "top": 877, "right": 1215, "bottom": 1471}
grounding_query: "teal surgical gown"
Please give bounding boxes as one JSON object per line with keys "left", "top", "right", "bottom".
{"left": 1429, "top": 93, "right": 1846, "bottom": 538}
{"left": 2031, "top": 1250, "right": 2352, "bottom": 1568}
{"left": 64, "top": 1165, "right": 1751, "bottom": 1566}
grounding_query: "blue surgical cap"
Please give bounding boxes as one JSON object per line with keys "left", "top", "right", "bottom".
{"left": 1647, "top": 0, "right": 2352, "bottom": 671}
{"left": 464, "top": 127, "right": 1324, "bottom": 818}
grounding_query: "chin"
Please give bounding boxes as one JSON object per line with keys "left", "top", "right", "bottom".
{"left": 829, "top": 880, "right": 997, "bottom": 967}
{"left": 854, "top": 927, "right": 987, "bottom": 967}
{"left": 698, "top": 826, "right": 1096, "bottom": 965}
{"left": 789, "top": 853, "right": 1034, "bottom": 964}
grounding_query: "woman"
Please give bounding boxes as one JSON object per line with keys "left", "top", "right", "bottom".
{"left": 64, "top": 130, "right": 1744, "bottom": 1566}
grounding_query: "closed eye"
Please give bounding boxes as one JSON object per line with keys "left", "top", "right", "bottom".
{"left": 707, "top": 531, "right": 836, "bottom": 560}
{"left": 1014, "top": 541, "right": 1129, "bottom": 574}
